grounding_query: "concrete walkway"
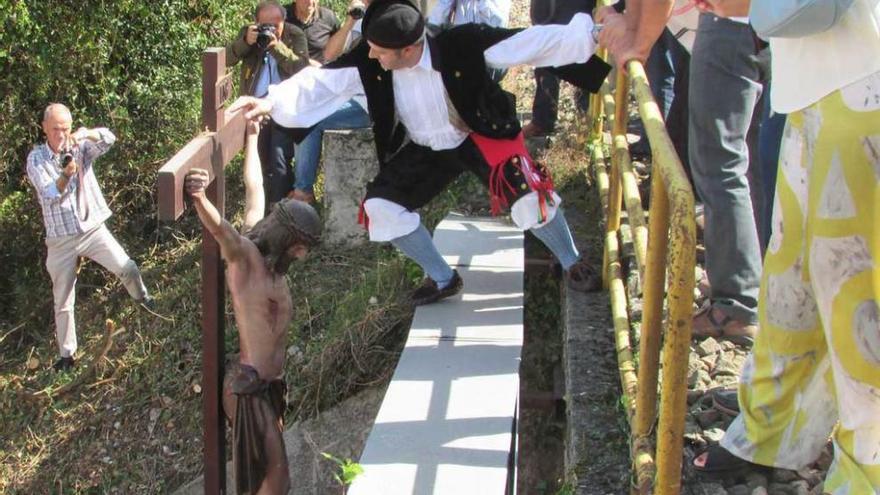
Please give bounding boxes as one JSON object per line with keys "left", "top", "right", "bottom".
{"left": 349, "top": 213, "right": 525, "bottom": 495}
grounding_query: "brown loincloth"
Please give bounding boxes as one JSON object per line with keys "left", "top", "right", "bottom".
{"left": 223, "top": 364, "right": 290, "bottom": 494}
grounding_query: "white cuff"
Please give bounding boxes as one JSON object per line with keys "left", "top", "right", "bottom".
{"left": 511, "top": 191, "right": 561, "bottom": 230}
{"left": 95, "top": 127, "right": 117, "bottom": 146}
{"left": 364, "top": 198, "right": 421, "bottom": 241}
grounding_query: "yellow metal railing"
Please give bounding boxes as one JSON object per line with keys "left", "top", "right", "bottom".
{"left": 587, "top": 53, "right": 696, "bottom": 494}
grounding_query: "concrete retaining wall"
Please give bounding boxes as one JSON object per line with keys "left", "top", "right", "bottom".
{"left": 321, "top": 128, "right": 378, "bottom": 247}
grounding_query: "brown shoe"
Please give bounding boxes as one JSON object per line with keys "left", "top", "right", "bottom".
{"left": 565, "top": 257, "right": 602, "bottom": 292}
{"left": 289, "top": 189, "right": 315, "bottom": 204}
{"left": 411, "top": 270, "right": 463, "bottom": 306}
{"left": 692, "top": 304, "right": 756, "bottom": 347}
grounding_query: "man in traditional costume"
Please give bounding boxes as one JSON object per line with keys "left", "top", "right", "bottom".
{"left": 235, "top": 0, "right": 610, "bottom": 304}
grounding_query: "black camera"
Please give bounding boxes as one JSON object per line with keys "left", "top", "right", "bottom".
{"left": 60, "top": 150, "right": 73, "bottom": 166}
{"left": 256, "top": 23, "right": 277, "bottom": 50}
{"left": 348, "top": 5, "right": 365, "bottom": 19}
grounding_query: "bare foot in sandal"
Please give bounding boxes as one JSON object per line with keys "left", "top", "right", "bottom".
{"left": 692, "top": 304, "right": 757, "bottom": 347}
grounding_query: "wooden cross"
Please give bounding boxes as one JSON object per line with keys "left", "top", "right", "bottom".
{"left": 157, "top": 47, "right": 247, "bottom": 495}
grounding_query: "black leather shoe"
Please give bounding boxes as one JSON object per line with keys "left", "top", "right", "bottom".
{"left": 411, "top": 270, "right": 463, "bottom": 306}
{"left": 711, "top": 388, "right": 740, "bottom": 416}
{"left": 53, "top": 356, "right": 75, "bottom": 372}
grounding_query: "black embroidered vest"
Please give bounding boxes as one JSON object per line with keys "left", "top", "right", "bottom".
{"left": 326, "top": 23, "right": 610, "bottom": 164}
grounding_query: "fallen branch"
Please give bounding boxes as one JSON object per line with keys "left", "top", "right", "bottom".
{"left": 20, "top": 319, "right": 119, "bottom": 402}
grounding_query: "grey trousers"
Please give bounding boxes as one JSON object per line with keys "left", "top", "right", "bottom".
{"left": 46, "top": 223, "right": 148, "bottom": 357}
{"left": 688, "top": 14, "right": 769, "bottom": 325}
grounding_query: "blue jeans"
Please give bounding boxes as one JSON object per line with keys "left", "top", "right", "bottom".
{"left": 293, "top": 99, "right": 370, "bottom": 193}
{"left": 688, "top": 14, "right": 769, "bottom": 325}
{"left": 258, "top": 119, "right": 297, "bottom": 207}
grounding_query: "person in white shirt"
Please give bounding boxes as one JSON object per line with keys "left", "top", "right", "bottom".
{"left": 427, "top": 0, "right": 510, "bottom": 29}
{"left": 26, "top": 104, "right": 152, "bottom": 372}
{"left": 427, "top": 0, "right": 510, "bottom": 81}
{"left": 233, "top": 0, "right": 611, "bottom": 304}
{"left": 690, "top": 1, "right": 880, "bottom": 493}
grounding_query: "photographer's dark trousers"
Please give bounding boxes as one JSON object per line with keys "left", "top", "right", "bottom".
{"left": 223, "top": 363, "right": 290, "bottom": 495}
{"left": 258, "top": 119, "right": 297, "bottom": 210}
{"left": 529, "top": 0, "right": 595, "bottom": 132}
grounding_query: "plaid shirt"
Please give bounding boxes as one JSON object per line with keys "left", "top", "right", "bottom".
{"left": 26, "top": 128, "right": 115, "bottom": 238}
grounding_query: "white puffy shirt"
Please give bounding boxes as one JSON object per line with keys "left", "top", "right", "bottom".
{"left": 266, "top": 13, "right": 597, "bottom": 150}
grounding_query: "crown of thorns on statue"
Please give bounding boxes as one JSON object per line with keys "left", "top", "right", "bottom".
{"left": 272, "top": 199, "right": 322, "bottom": 246}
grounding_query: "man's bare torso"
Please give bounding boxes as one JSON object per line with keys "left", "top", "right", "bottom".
{"left": 226, "top": 237, "right": 292, "bottom": 381}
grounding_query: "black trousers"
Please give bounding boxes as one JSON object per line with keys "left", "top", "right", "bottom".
{"left": 365, "top": 137, "right": 537, "bottom": 212}
{"left": 529, "top": 0, "right": 596, "bottom": 131}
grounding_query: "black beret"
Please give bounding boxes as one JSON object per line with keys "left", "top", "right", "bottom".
{"left": 363, "top": 0, "right": 426, "bottom": 49}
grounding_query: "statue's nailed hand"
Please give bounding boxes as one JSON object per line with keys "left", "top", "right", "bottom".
{"left": 185, "top": 168, "right": 210, "bottom": 198}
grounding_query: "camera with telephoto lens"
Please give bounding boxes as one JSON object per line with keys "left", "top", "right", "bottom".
{"left": 256, "top": 23, "right": 277, "bottom": 49}
{"left": 348, "top": 4, "right": 365, "bottom": 19}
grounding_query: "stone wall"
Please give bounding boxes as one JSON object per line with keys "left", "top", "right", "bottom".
{"left": 321, "top": 128, "right": 379, "bottom": 247}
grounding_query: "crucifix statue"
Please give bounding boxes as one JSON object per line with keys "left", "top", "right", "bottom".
{"left": 157, "top": 48, "right": 243, "bottom": 494}
{"left": 157, "top": 48, "right": 321, "bottom": 494}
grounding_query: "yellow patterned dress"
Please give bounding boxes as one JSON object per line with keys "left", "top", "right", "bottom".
{"left": 720, "top": 70, "right": 880, "bottom": 494}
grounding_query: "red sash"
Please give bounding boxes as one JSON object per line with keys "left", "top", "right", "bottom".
{"left": 470, "top": 132, "right": 556, "bottom": 223}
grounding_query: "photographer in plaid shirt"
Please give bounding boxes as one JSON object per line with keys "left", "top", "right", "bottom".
{"left": 26, "top": 103, "right": 153, "bottom": 372}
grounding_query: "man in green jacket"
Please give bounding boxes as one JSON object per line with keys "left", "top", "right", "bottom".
{"left": 227, "top": 0, "right": 311, "bottom": 208}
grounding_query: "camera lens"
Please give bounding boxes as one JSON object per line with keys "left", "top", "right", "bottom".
{"left": 256, "top": 33, "right": 270, "bottom": 49}
{"left": 349, "top": 6, "right": 365, "bottom": 19}
{"left": 61, "top": 153, "right": 73, "bottom": 166}
{"left": 256, "top": 24, "right": 276, "bottom": 49}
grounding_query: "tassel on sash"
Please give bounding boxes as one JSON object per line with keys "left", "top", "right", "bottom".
{"left": 470, "top": 132, "right": 555, "bottom": 222}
